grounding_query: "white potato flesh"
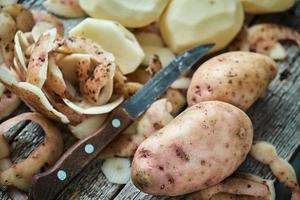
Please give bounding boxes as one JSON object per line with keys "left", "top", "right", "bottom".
{"left": 135, "top": 32, "right": 164, "bottom": 47}
{"left": 142, "top": 46, "right": 175, "bottom": 67}
{"left": 69, "top": 18, "right": 145, "bottom": 75}
{"left": 79, "top": 0, "right": 170, "bottom": 28}
{"left": 43, "top": 0, "right": 86, "bottom": 18}
{"left": 0, "top": 0, "right": 17, "bottom": 5}
{"left": 160, "top": 0, "right": 244, "bottom": 53}
{"left": 240, "top": 0, "right": 295, "bottom": 14}
{"left": 101, "top": 157, "right": 131, "bottom": 184}
{"left": 32, "top": 22, "right": 55, "bottom": 42}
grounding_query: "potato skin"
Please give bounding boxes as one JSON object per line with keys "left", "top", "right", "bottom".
{"left": 187, "top": 52, "right": 277, "bottom": 111}
{"left": 131, "top": 101, "right": 253, "bottom": 196}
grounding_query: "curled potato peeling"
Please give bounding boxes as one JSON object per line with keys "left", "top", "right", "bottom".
{"left": 240, "top": 0, "right": 295, "bottom": 14}
{"left": 230, "top": 24, "right": 300, "bottom": 60}
{"left": 43, "top": 0, "right": 85, "bottom": 18}
{"left": 0, "top": 112, "right": 63, "bottom": 191}
{"left": 187, "top": 52, "right": 277, "bottom": 111}
{"left": 187, "top": 174, "right": 275, "bottom": 200}
{"left": 250, "top": 141, "right": 300, "bottom": 199}
{"left": 32, "top": 11, "right": 64, "bottom": 36}
{"left": 99, "top": 99, "right": 173, "bottom": 158}
{"left": 0, "top": 28, "right": 120, "bottom": 133}
{"left": 79, "top": 0, "right": 170, "bottom": 28}
{"left": 26, "top": 29, "right": 57, "bottom": 88}
{"left": 160, "top": 0, "right": 244, "bottom": 53}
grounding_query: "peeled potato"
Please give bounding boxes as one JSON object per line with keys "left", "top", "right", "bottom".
{"left": 240, "top": 0, "right": 295, "bottom": 14}
{"left": 101, "top": 157, "right": 131, "bottom": 184}
{"left": 142, "top": 46, "right": 175, "bottom": 67}
{"left": 43, "top": 0, "right": 86, "bottom": 18}
{"left": 160, "top": 0, "right": 244, "bottom": 53}
{"left": 70, "top": 18, "right": 145, "bottom": 75}
{"left": 79, "top": 0, "right": 170, "bottom": 28}
{"left": 135, "top": 32, "right": 164, "bottom": 47}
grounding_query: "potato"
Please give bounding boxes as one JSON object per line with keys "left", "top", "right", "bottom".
{"left": 187, "top": 52, "right": 277, "bottom": 111}
{"left": 160, "top": 0, "right": 244, "bottom": 53}
{"left": 79, "top": 0, "right": 170, "bottom": 28}
{"left": 69, "top": 18, "right": 145, "bottom": 75}
{"left": 132, "top": 101, "right": 253, "bottom": 196}
{"left": 142, "top": 46, "right": 175, "bottom": 67}
{"left": 240, "top": 0, "right": 295, "bottom": 14}
{"left": 43, "top": 0, "right": 86, "bottom": 18}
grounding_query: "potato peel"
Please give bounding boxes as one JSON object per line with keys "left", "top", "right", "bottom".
{"left": 187, "top": 173, "right": 275, "bottom": 200}
{"left": 0, "top": 113, "right": 63, "bottom": 191}
{"left": 62, "top": 96, "right": 123, "bottom": 115}
{"left": 26, "top": 28, "right": 57, "bottom": 88}
{"left": 69, "top": 114, "right": 107, "bottom": 139}
{"left": 230, "top": 23, "right": 300, "bottom": 60}
{"left": 32, "top": 11, "right": 64, "bottom": 36}
{"left": 250, "top": 141, "right": 300, "bottom": 199}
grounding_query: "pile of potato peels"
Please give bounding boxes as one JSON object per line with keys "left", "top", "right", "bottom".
{"left": 0, "top": 0, "right": 299, "bottom": 199}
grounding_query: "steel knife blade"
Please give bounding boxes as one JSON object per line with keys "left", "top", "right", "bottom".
{"left": 29, "top": 43, "right": 214, "bottom": 200}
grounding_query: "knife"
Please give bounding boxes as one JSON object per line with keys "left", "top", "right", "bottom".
{"left": 28, "top": 43, "right": 213, "bottom": 200}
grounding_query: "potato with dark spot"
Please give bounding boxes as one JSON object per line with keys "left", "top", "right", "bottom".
{"left": 131, "top": 101, "right": 253, "bottom": 196}
{"left": 187, "top": 52, "right": 277, "bottom": 111}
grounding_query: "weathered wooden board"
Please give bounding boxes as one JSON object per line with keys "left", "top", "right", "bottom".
{"left": 0, "top": 0, "right": 299, "bottom": 199}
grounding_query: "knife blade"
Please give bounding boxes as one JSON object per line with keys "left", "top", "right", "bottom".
{"left": 29, "top": 43, "right": 214, "bottom": 200}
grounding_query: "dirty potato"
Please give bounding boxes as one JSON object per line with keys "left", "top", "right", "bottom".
{"left": 187, "top": 52, "right": 277, "bottom": 111}
{"left": 131, "top": 101, "right": 253, "bottom": 196}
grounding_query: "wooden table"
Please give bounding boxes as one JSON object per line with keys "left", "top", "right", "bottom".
{"left": 1, "top": 0, "right": 300, "bottom": 199}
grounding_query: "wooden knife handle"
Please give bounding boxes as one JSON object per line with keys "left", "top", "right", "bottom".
{"left": 29, "top": 107, "right": 134, "bottom": 200}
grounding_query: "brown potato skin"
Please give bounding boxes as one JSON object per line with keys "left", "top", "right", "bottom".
{"left": 131, "top": 101, "right": 253, "bottom": 196}
{"left": 187, "top": 52, "right": 277, "bottom": 110}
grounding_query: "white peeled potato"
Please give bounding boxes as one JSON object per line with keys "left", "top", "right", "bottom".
{"left": 136, "top": 32, "right": 164, "bottom": 47}
{"left": 240, "top": 0, "right": 295, "bottom": 14}
{"left": 0, "top": 0, "right": 18, "bottom": 5}
{"left": 79, "top": 0, "right": 170, "bottom": 28}
{"left": 43, "top": 0, "right": 85, "bottom": 18}
{"left": 70, "top": 18, "right": 145, "bottom": 74}
{"left": 142, "top": 46, "right": 175, "bottom": 67}
{"left": 32, "top": 22, "right": 55, "bottom": 42}
{"left": 160, "top": 0, "right": 244, "bottom": 53}
{"left": 101, "top": 157, "right": 131, "bottom": 184}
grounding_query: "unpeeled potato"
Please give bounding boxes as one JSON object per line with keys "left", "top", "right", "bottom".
{"left": 69, "top": 18, "right": 145, "bottom": 75}
{"left": 160, "top": 0, "right": 244, "bottom": 53}
{"left": 132, "top": 101, "right": 253, "bottom": 196}
{"left": 240, "top": 0, "right": 295, "bottom": 14}
{"left": 187, "top": 52, "right": 277, "bottom": 111}
{"left": 79, "top": 0, "right": 170, "bottom": 28}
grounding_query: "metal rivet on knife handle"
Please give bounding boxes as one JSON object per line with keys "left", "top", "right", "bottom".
{"left": 112, "top": 118, "right": 121, "bottom": 128}
{"left": 57, "top": 170, "right": 67, "bottom": 181}
{"left": 84, "top": 144, "right": 95, "bottom": 154}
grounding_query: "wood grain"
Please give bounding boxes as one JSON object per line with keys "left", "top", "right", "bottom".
{"left": 0, "top": 0, "right": 299, "bottom": 199}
